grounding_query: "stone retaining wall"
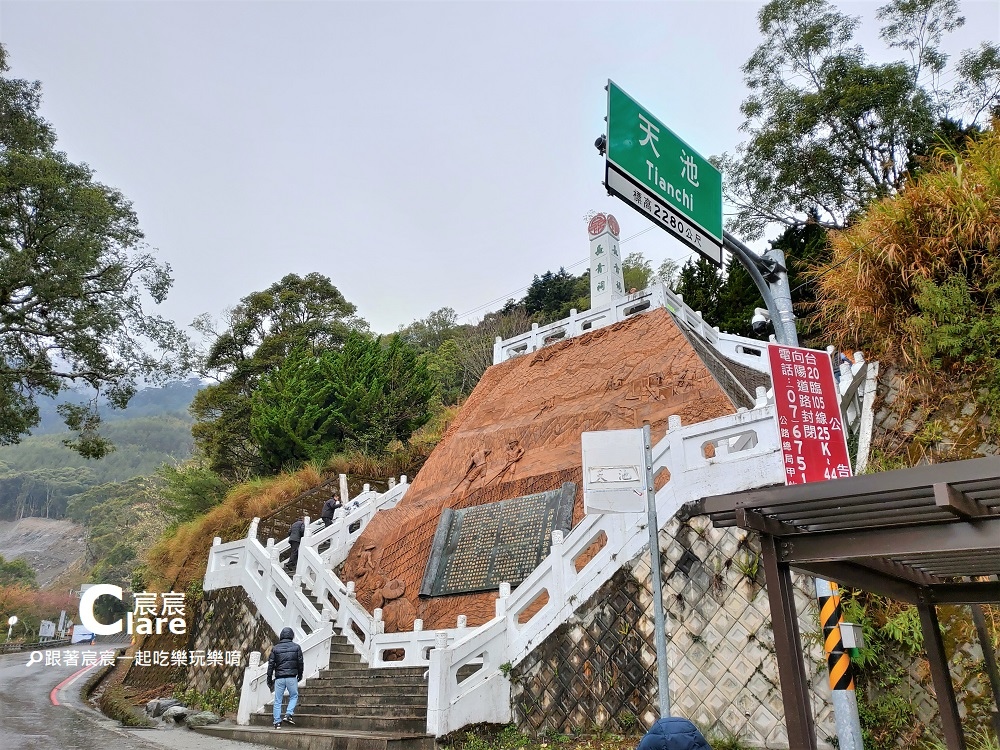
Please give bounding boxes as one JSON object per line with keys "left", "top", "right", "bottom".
{"left": 512, "top": 515, "right": 837, "bottom": 747}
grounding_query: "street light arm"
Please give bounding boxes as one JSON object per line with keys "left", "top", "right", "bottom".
{"left": 723, "top": 231, "right": 797, "bottom": 346}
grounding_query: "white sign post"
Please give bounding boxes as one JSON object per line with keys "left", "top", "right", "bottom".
{"left": 6, "top": 615, "right": 16, "bottom": 641}
{"left": 582, "top": 425, "right": 672, "bottom": 717}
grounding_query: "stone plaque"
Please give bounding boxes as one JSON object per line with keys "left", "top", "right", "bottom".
{"left": 420, "top": 483, "right": 576, "bottom": 597}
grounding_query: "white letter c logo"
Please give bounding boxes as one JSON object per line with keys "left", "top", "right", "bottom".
{"left": 79, "top": 584, "right": 124, "bottom": 636}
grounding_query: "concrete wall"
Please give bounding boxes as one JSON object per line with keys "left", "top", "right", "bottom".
{"left": 512, "top": 515, "right": 837, "bottom": 748}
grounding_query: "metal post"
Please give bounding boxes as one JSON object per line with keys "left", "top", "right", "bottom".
{"left": 971, "top": 603, "right": 1000, "bottom": 736}
{"left": 643, "top": 422, "right": 670, "bottom": 716}
{"left": 816, "top": 580, "right": 863, "bottom": 750}
{"left": 760, "top": 532, "right": 817, "bottom": 749}
{"left": 918, "top": 603, "right": 967, "bottom": 750}
{"left": 722, "top": 231, "right": 798, "bottom": 348}
{"left": 726, "top": 230, "right": 865, "bottom": 749}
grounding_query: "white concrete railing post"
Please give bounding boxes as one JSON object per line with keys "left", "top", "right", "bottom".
{"left": 237, "top": 651, "right": 265, "bottom": 725}
{"left": 548, "top": 530, "right": 566, "bottom": 610}
{"left": 427, "top": 631, "right": 452, "bottom": 736}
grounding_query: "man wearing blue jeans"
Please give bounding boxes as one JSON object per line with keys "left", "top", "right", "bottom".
{"left": 266, "top": 627, "right": 304, "bottom": 729}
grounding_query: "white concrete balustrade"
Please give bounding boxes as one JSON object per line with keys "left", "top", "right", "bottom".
{"left": 492, "top": 283, "right": 734, "bottom": 366}
{"left": 206, "top": 357, "right": 875, "bottom": 737}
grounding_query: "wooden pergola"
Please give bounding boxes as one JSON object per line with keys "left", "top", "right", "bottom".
{"left": 697, "top": 456, "right": 1000, "bottom": 750}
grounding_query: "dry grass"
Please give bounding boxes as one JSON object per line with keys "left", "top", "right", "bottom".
{"left": 144, "top": 406, "right": 459, "bottom": 593}
{"left": 811, "top": 122, "right": 1000, "bottom": 367}
{"left": 323, "top": 404, "right": 457, "bottom": 480}
{"left": 144, "top": 465, "right": 323, "bottom": 592}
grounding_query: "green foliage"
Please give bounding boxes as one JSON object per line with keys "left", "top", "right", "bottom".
{"left": 100, "top": 684, "right": 153, "bottom": 727}
{"left": 0, "top": 554, "right": 36, "bottom": 587}
{"left": 839, "top": 591, "right": 934, "bottom": 747}
{"left": 67, "top": 475, "right": 170, "bottom": 590}
{"left": 171, "top": 686, "right": 239, "bottom": 717}
{"left": 399, "top": 307, "right": 459, "bottom": 353}
{"left": 621, "top": 252, "right": 652, "bottom": 292}
{"left": 734, "top": 552, "right": 762, "bottom": 584}
{"left": 425, "top": 339, "right": 466, "bottom": 405}
{"left": 250, "top": 333, "right": 436, "bottom": 472}
{"left": 398, "top": 308, "right": 470, "bottom": 404}
{"left": 881, "top": 605, "right": 924, "bottom": 653}
{"left": 158, "top": 463, "right": 229, "bottom": 524}
{"left": 672, "top": 223, "right": 832, "bottom": 339}
{"left": 813, "top": 126, "right": 1000, "bottom": 432}
{"left": 524, "top": 268, "right": 590, "bottom": 322}
{"left": 857, "top": 679, "right": 921, "bottom": 750}
{"left": 920, "top": 728, "right": 1000, "bottom": 750}
{"left": 451, "top": 306, "right": 533, "bottom": 389}
{"left": 0, "top": 415, "right": 193, "bottom": 520}
{"left": 674, "top": 256, "right": 723, "bottom": 322}
{"left": 907, "top": 274, "right": 1000, "bottom": 418}
{"left": 191, "top": 272, "right": 367, "bottom": 481}
{"left": 721, "top": 0, "right": 999, "bottom": 240}
{"left": 702, "top": 726, "right": 755, "bottom": 750}
{"left": 452, "top": 724, "right": 531, "bottom": 750}
{"left": 0, "top": 45, "right": 190, "bottom": 457}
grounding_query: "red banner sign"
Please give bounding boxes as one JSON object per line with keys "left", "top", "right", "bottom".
{"left": 768, "top": 344, "right": 852, "bottom": 485}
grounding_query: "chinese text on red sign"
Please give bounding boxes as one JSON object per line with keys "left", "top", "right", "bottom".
{"left": 768, "top": 344, "right": 852, "bottom": 484}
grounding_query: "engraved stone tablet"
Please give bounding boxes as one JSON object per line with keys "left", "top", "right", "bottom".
{"left": 419, "top": 482, "right": 575, "bottom": 597}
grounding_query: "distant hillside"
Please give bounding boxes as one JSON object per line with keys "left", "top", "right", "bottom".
{"left": 29, "top": 378, "right": 204, "bottom": 434}
{"left": 0, "top": 380, "right": 202, "bottom": 521}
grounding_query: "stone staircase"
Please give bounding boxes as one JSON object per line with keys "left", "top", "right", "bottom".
{"left": 195, "top": 596, "right": 434, "bottom": 750}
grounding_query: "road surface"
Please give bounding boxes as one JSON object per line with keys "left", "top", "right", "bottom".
{"left": 0, "top": 644, "right": 258, "bottom": 749}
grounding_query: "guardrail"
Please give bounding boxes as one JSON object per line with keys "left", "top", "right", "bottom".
{"left": 206, "top": 477, "right": 418, "bottom": 724}
{"left": 492, "top": 283, "right": 728, "bottom": 365}
{"left": 207, "top": 357, "right": 876, "bottom": 736}
{"left": 1, "top": 638, "right": 71, "bottom": 653}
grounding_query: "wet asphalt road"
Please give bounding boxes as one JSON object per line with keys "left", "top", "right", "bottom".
{"left": 0, "top": 643, "right": 150, "bottom": 749}
{"left": 0, "top": 644, "right": 258, "bottom": 750}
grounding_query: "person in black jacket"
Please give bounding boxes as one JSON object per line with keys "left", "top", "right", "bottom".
{"left": 320, "top": 494, "right": 341, "bottom": 527}
{"left": 266, "top": 627, "right": 304, "bottom": 728}
{"left": 285, "top": 518, "right": 305, "bottom": 573}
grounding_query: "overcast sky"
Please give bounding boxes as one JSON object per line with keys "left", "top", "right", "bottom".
{"left": 1, "top": 1, "right": 997, "bottom": 337}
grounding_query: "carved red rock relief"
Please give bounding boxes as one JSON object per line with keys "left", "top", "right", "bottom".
{"left": 339, "top": 309, "right": 737, "bottom": 630}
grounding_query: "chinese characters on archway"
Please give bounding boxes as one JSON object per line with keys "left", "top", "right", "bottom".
{"left": 768, "top": 344, "right": 852, "bottom": 485}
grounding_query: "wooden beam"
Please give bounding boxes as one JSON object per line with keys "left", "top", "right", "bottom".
{"left": 934, "top": 482, "right": 991, "bottom": 519}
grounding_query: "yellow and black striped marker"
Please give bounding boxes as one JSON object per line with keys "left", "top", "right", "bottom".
{"left": 819, "top": 582, "right": 855, "bottom": 691}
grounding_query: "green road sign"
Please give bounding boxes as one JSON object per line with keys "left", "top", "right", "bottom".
{"left": 606, "top": 80, "right": 723, "bottom": 263}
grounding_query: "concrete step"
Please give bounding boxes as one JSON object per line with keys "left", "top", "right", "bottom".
{"left": 250, "top": 713, "right": 428, "bottom": 734}
{"left": 295, "top": 704, "right": 425, "bottom": 720}
{"left": 305, "top": 686, "right": 427, "bottom": 700}
{"left": 329, "top": 642, "right": 359, "bottom": 655}
{"left": 295, "top": 693, "right": 428, "bottom": 709}
{"left": 318, "top": 667, "right": 426, "bottom": 679}
{"left": 194, "top": 723, "right": 435, "bottom": 750}
{"left": 310, "top": 677, "right": 428, "bottom": 691}
{"left": 295, "top": 695, "right": 427, "bottom": 716}
{"left": 327, "top": 652, "right": 366, "bottom": 665}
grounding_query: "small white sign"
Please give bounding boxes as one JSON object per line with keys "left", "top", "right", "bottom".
{"left": 582, "top": 429, "right": 649, "bottom": 514}
{"left": 71, "top": 625, "right": 95, "bottom": 644}
{"left": 39, "top": 620, "right": 56, "bottom": 639}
